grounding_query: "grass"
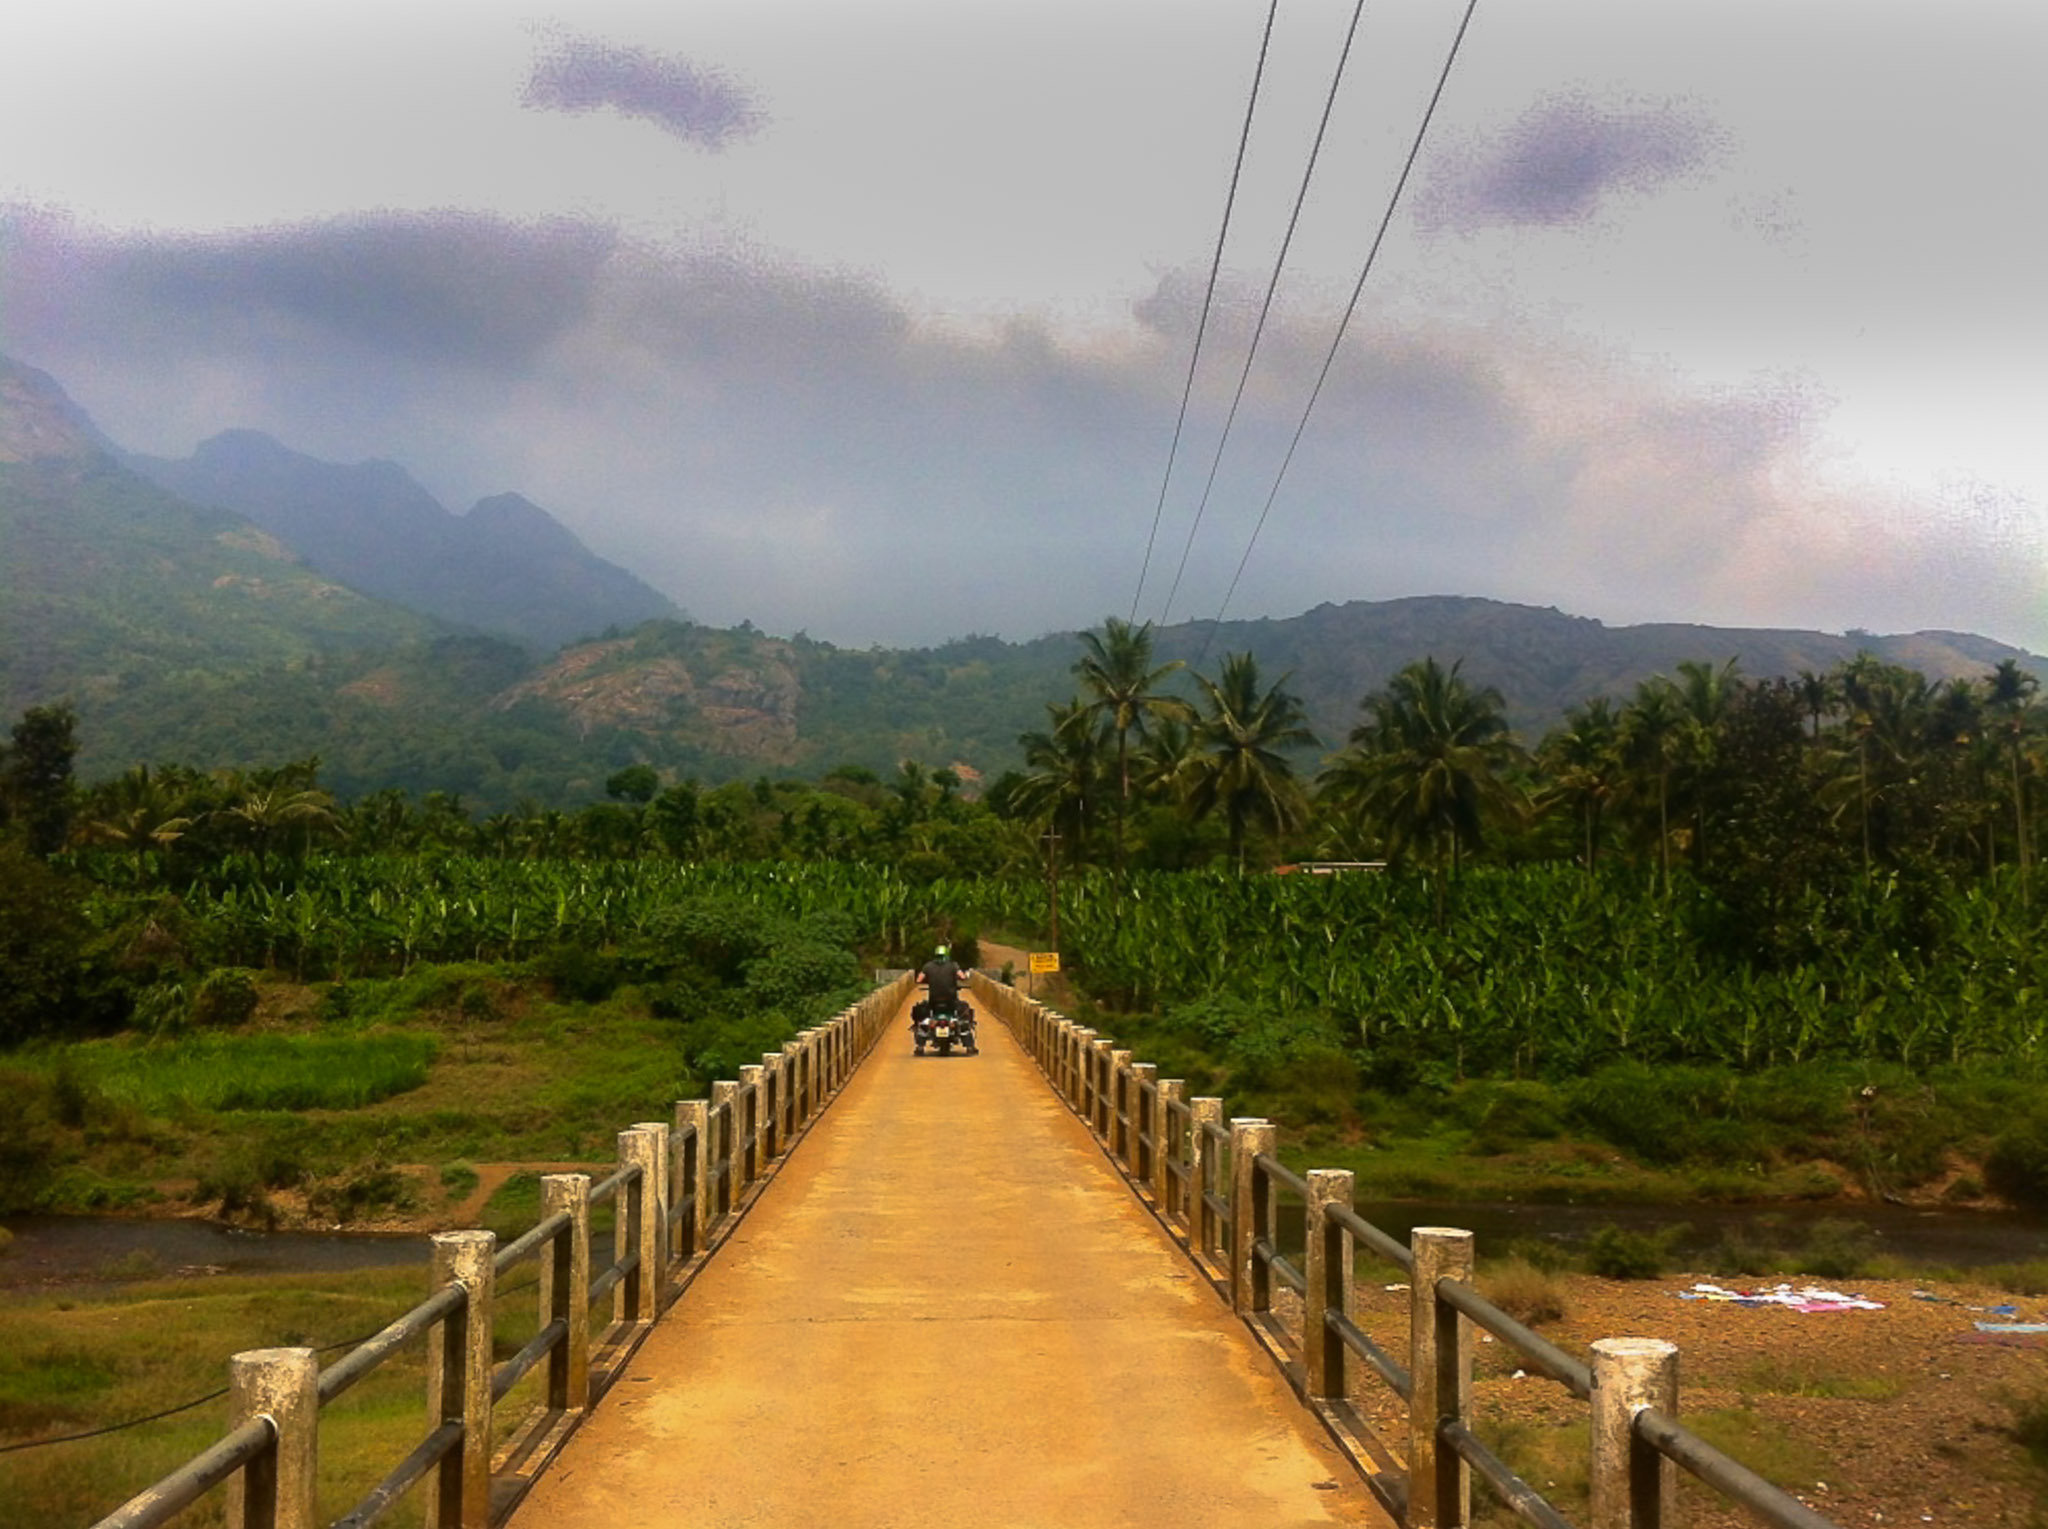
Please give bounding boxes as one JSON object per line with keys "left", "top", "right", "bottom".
{"left": 7, "top": 968, "right": 710, "bottom": 1220}
{"left": 0, "top": 1267, "right": 431, "bottom": 1526}
{"left": 0, "top": 1256, "right": 620, "bottom": 1528}
{"left": 1736, "top": 1356, "right": 1903, "bottom": 1402}
{"left": 1478, "top": 1256, "right": 1568, "bottom": 1327}
{"left": 53, "top": 1031, "right": 440, "bottom": 1114}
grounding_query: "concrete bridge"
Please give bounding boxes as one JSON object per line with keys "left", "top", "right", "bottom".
{"left": 92, "top": 973, "right": 1838, "bottom": 1529}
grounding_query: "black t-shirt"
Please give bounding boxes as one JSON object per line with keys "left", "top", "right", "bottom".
{"left": 920, "top": 958, "right": 962, "bottom": 1005}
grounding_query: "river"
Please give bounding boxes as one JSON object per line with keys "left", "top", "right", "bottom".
{"left": 3, "top": 1197, "right": 2040, "bottom": 1290}
{"left": 0, "top": 1214, "right": 428, "bottom": 1289}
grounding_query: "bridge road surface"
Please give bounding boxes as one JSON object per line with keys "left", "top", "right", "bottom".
{"left": 510, "top": 989, "right": 1390, "bottom": 1528}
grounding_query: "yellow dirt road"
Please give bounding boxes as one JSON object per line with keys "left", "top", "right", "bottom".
{"left": 510, "top": 993, "right": 1387, "bottom": 1528}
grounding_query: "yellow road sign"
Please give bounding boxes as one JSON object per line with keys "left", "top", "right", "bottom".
{"left": 1028, "top": 951, "right": 1061, "bottom": 974}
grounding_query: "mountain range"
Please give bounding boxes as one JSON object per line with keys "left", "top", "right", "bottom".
{"left": 131, "top": 428, "right": 679, "bottom": 652}
{"left": 3, "top": 353, "right": 2041, "bottom": 807}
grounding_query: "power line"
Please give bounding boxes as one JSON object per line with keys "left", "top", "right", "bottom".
{"left": 1197, "top": 0, "right": 1480, "bottom": 671}
{"left": 1157, "top": 0, "right": 1372, "bottom": 628}
{"left": 1129, "top": 0, "right": 1281, "bottom": 624}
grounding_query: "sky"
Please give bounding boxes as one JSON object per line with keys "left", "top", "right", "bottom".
{"left": 3, "top": 0, "right": 2045, "bottom": 652}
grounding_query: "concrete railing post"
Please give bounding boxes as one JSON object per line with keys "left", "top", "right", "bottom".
{"left": 539, "top": 1174, "right": 591, "bottom": 1412}
{"left": 710, "top": 1080, "right": 739, "bottom": 1219}
{"left": 616, "top": 1127, "right": 661, "bottom": 1325}
{"left": 758, "top": 1054, "right": 782, "bottom": 1161}
{"left": 1090, "top": 1039, "right": 1115, "bottom": 1139}
{"left": 1155, "top": 1079, "right": 1185, "bottom": 1216}
{"left": 797, "top": 1030, "right": 819, "bottom": 1120}
{"left": 673, "top": 1100, "right": 710, "bottom": 1259}
{"left": 1127, "top": 1063, "right": 1156, "bottom": 1182}
{"left": 1188, "top": 1098, "right": 1224, "bottom": 1262}
{"left": 1408, "top": 1227, "right": 1475, "bottom": 1529}
{"left": 1229, "top": 1119, "right": 1276, "bottom": 1316}
{"left": 1109, "top": 1050, "right": 1133, "bottom": 1165}
{"left": 1073, "top": 1029, "right": 1097, "bottom": 1121}
{"left": 1304, "top": 1169, "right": 1356, "bottom": 1404}
{"left": 425, "top": 1230, "right": 496, "bottom": 1529}
{"left": 1591, "top": 1338, "right": 1679, "bottom": 1529}
{"left": 737, "top": 1065, "right": 765, "bottom": 1188}
{"left": 631, "top": 1121, "right": 669, "bottom": 1306}
{"left": 223, "top": 1347, "right": 318, "bottom": 1529}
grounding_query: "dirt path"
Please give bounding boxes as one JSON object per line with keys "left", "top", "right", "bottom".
{"left": 509, "top": 987, "right": 1389, "bottom": 1528}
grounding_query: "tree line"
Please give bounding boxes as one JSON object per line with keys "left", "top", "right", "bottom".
{"left": 4, "top": 624, "right": 2041, "bottom": 921}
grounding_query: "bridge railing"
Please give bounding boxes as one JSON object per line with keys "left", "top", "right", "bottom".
{"left": 973, "top": 972, "right": 1840, "bottom": 1529}
{"left": 89, "top": 973, "right": 911, "bottom": 1529}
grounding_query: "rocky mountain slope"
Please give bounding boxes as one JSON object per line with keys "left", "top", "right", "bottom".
{"left": 133, "top": 429, "right": 679, "bottom": 651}
{"left": 4, "top": 352, "right": 2042, "bottom": 805}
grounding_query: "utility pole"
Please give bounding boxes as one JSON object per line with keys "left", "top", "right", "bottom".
{"left": 1041, "top": 829, "right": 1061, "bottom": 951}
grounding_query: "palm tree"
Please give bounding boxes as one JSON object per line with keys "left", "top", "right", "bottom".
{"left": 1012, "top": 699, "right": 1111, "bottom": 868}
{"left": 1830, "top": 655, "right": 1934, "bottom": 871}
{"left": 1180, "top": 652, "right": 1318, "bottom": 874}
{"left": 220, "top": 778, "right": 340, "bottom": 868}
{"left": 80, "top": 764, "right": 193, "bottom": 873}
{"left": 1620, "top": 679, "right": 1683, "bottom": 895}
{"left": 1673, "top": 658, "right": 1740, "bottom": 873}
{"left": 1538, "top": 697, "right": 1623, "bottom": 875}
{"left": 1073, "top": 617, "right": 1193, "bottom": 871}
{"left": 1986, "top": 657, "right": 2039, "bottom": 904}
{"left": 1321, "top": 658, "right": 1518, "bottom": 908}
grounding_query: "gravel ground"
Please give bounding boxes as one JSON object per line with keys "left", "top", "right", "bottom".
{"left": 1343, "top": 1271, "right": 2048, "bottom": 1528}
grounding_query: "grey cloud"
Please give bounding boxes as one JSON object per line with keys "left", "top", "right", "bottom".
{"left": 1, "top": 207, "right": 615, "bottom": 370}
{"left": 1, "top": 208, "right": 2033, "bottom": 652}
{"left": 1420, "top": 93, "right": 1724, "bottom": 232}
{"left": 524, "top": 34, "right": 764, "bottom": 149}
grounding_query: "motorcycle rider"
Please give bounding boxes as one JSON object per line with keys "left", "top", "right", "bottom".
{"left": 913, "top": 944, "right": 976, "bottom": 1053}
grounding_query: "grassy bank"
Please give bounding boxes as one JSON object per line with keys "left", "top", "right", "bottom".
{"left": 0, "top": 957, "right": 845, "bottom": 1226}
{"left": 0, "top": 1260, "right": 581, "bottom": 1527}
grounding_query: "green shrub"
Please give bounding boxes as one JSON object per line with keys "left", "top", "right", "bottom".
{"left": 742, "top": 940, "right": 857, "bottom": 1009}
{"left": 1986, "top": 1111, "right": 2048, "bottom": 1209}
{"left": 1792, "top": 1219, "right": 1879, "bottom": 1280}
{"left": 1457, "top": 1080, "right": 1567, "bottom": 1154}
{"left": 1501, "top": 1236, "right": 1576, "bottom": 1274}
{"left": 310, "top": 1162, "right": 417, "bottom": 1222}
{"left": 536, "top": 944, "right": 622, "bottom": 1002}
{"left": 1586, "top": 1224, "right": 1682, "bottom": 1280}
{"left": 0, "top": 1068, "right": 63, "bottom": 1211}
{"left": 191, "top": 967, "right": 260, "bottom": 1028}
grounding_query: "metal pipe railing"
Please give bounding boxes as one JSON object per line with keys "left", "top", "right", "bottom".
{"left": 969, "top": 969, "right": 1848, "bottom": 1529}
{"left": 88, "top": 971, "right": 912, "bottom": 1529}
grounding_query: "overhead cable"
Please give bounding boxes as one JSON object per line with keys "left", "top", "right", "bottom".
{"left": 1130, "top": 0, "right": 1281, "bottom": 624}
{"left": 1157, "top": 0, "right": 1372, "bottom": 628}
{"left": 1197, "top": 0, "right": 1480, "bottom": 669}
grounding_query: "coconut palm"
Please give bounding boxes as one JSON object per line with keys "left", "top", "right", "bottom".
{"left": 1321, "top": 657, "right": 1519, "bottom": 907}
{"left": 1073, "top": 617, "right": 1193, "bottom": 871}
{"left": 1986, "top": 657, "right": 2039, "bottom": 903}
{"left": 1179, "top": 652, "right": 1317, "bottom": 874}
{"left": 80, "top": 764, "right": 193, "bottom": 873}
{"left": 1538, "top": 697, "right": 1624, "bottom": 875}
{"left": 1012, "top": 699, "right": 1111, "bottom": 868}
{"left": 1620, "top": 678, "right": 1684, "bottom": 895}
{"left": 1672, "top": 658, "right": 1741, "bottom": 873}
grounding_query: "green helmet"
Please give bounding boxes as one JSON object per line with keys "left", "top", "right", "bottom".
{"left": 935, "top": 945, "right": 950, "bottom": 958}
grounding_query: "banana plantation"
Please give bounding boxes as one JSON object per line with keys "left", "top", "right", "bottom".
{"left": 4, "top": 620, "right": 2048, "bottom": 1086}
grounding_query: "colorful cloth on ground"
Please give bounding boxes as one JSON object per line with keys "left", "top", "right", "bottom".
{"left": 1677, "top": 1282, "right": 1886, "bottom": 1311}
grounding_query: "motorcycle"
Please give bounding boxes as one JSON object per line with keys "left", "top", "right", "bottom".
{"left": 912, "top": 998, "right": 978, "bottom": 1056}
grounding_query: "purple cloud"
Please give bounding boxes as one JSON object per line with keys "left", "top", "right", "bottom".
{"left": 1421, "top": 93, "right": 1724, "bottom": 232}
{"left": 523, "top": 34, "right": 764, "bottom": 149}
